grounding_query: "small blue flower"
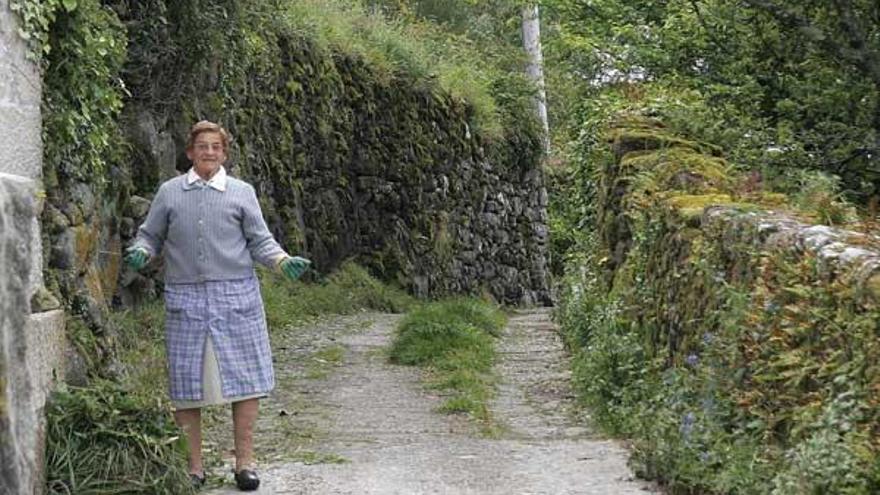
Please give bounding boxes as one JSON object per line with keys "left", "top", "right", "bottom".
{"left": 680, "top": 412, "right": 696, "bottom": 438}
{"left": 685, "top": 354, "right": 699, "bottom": 367}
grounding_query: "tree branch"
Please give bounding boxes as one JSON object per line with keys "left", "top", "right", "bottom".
{"left": 687, "top": 0, "right": 732, "bottom": 55}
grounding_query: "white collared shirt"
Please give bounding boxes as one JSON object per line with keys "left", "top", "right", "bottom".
{"left": 186, "top": 166, "right": 228, "bottom": 192}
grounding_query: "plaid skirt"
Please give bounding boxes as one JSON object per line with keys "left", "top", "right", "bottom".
{"left": 164, "top": 276, "right": 275, "bottom": 401}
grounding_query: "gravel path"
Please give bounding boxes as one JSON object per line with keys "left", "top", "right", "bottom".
{"left": 204, "top": 309, "right": 659, "bottom": 494}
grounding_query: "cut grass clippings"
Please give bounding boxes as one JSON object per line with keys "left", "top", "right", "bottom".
{"left": 45, "top": 379, "right": 194, "bottom": 495}
{"left": 388, "top": 298, "right": 505, "bottom": 433}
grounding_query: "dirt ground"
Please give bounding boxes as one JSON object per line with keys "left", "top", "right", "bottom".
{"left": 202, "top": 309, "right": 660, "bottom": 494}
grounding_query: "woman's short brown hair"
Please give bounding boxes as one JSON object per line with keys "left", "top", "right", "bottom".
{"left": 186, "top": 120, "right": 231, "bottom": 151}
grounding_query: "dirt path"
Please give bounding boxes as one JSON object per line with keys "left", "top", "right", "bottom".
{"left": 204, "top": 309, "right": 658, "bottom": 494}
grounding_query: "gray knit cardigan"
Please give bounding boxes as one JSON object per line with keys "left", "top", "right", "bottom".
{"left": 132, "top": 175, "right": 287, "bottom": 283}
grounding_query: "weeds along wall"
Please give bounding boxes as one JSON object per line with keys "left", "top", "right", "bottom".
{"left": 29, "top": 1, "right": 551, "bottom": 374}
{"left": 557, "top": 115, "right": 880, "bottom": 493}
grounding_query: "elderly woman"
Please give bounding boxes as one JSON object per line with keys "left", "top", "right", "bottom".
{"left": 125, "top": 120, "right": 309, "bottom": 491}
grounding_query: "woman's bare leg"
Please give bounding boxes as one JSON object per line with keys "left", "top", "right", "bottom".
{"left": 232, "top": 398, "right": 259, "bottom": 471}
{"left": 174, "top": 408, "right": 203, "bottom": 475}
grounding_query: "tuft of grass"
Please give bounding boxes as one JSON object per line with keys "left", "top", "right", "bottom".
{"left": 108, "top": 299, "right": 169, "bottom": 398}
{"left": 261, "top": 260, "right": 415, "bottom": 333}
{"left": 788, "top": 169, "right": 858, "bottom": 225}
{"left": 388, "top": 298, "right": 505, "bottom": 429}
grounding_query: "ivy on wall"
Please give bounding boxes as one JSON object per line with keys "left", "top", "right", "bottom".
{"left": 9, "top": 0, "right": 63, "bottom": 61}
{"left": 11, "top": 0, "right": 128, "bottom": 205}
{"left": 41, "top": 0, "right": 127, "bottom": 190}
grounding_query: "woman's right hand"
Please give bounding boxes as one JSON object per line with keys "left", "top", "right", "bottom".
{"left": 124, "top": 247, "right": 150, "bottom": 271}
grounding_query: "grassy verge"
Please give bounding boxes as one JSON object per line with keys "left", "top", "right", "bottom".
{"left": 45, "top": 261, "right": 413, "bottom": 492}
{"left": 388, "top": 298, "right": 505, "bottom": 432}
{"left": 261, "top": 260, "right": 414, "bottom": 333}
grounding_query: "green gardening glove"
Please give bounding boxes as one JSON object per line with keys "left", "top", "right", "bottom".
{"left": 280, "top": 256, "right": 311, "bottom": 281}
{"left": 124, "top": 247, "right": 150, "bottom": 271}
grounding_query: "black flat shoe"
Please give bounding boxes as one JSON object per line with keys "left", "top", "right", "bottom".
{"left": 234, "top": 469, "right": 260, "bottom": 491}
{"left": 190, "top": 472, "right": 206, "bottom": 490}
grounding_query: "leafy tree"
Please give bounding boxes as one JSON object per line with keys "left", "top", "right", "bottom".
{"left": 539, "top": 0, "right": 880, "bottom": 200}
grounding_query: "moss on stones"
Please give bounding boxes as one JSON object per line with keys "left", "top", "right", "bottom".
{"left": 622, "top": 147, "right": 733, "bottom": 195}
{"left": 73, "top": 223, "right": 100, "bottom": 273}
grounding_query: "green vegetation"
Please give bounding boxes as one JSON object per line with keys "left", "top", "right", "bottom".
{"left": 388, "top": 298, "right": 505, "bottom": 429}
{"left": 261, "top": 261, "right": 414, "bottom": 332}
{"left": 541, "top": 0, "right": 880, "bottom": 202}
{"left": 40, "top": 0, "right": 126, "bottom": 189}
{"left": 275, "top": 0, "right": 524, "bottom": 137}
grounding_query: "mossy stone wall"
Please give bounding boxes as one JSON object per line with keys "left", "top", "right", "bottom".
{"left": 583, "top": 115, "right": 880, "bottom": 491}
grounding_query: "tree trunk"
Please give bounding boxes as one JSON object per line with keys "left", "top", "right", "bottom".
{"left": 522, "top": 4, "right": 549, "bottom": 153}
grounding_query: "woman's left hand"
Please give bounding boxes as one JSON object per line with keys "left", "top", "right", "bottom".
{"left": 280, "top": 256, "right": 311, "bottom": 281}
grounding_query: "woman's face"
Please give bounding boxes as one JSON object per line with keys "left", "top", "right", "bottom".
{"left": 187, "top": 131, "right": 227, "bottom": 178}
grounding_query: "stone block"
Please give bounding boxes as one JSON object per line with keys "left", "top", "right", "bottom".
{"left": 23, "top": 309, "right": 66, "bottom": 488}
{"left": 126, "top": 195, "right": 152, "bottom": 219}
{"left": 0, "top": 173, "right": 35, "bottom": 494}
{"left": 0, "top": 1, "right": 42, "bottom": 181}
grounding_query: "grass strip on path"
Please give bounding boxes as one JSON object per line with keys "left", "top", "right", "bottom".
{"left": 388, "top": 298, "right": 506, "bottom": 432}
